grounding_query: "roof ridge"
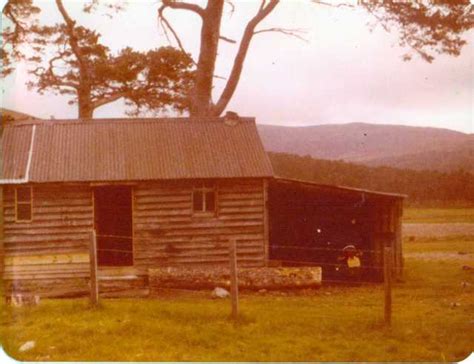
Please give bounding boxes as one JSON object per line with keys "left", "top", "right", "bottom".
{"left": 4, "top": 116, "right": 257, "bottom": 127}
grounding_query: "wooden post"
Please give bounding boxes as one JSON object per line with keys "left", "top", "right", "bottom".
{"left": 395, "top": 200, "right": 404, "bottom": 279}
{"left": 89, "top": 230, "right": 99, "bottom": 306}
{"left": 229, "top": 238, "right": 239, "bottom": 320}
{"left": 384, "top": 247, "right": 393, "bottom": 327}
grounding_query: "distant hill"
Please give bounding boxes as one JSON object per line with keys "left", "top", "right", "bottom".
{"left": 269, "top": 152, "right": 474, "bottom": 205}
{"left": 257, "top": 123, "right": 474, "bottom": 172}
{"left": 1, "top": 107, "right": 40, "bottom": 122}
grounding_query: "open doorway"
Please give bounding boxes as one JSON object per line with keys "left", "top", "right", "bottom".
{"left": 94, "top": 186, "right": 133, "bottom": 266}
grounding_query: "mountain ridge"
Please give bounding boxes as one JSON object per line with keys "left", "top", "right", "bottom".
{"left": 257, "top": 122, "right": 473, "bottom": 172}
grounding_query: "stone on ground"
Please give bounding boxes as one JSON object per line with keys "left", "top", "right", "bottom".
{"left": 211, "top": 287, "right": 230, "bottom": 299}
{"left": 19, "top": 341, "right": 36, "bottom": 352}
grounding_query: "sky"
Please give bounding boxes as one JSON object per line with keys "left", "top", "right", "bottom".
{"left": 1, "top": 0, "right": 473, "bottom": 133}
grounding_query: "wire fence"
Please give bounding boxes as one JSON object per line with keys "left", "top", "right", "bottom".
{"left": 84, "top": 230, "right": 396, "bottom": 328}
{"left": 92, "top": 232, "right": 388, "bottom": 278}
{"left": 94, "top": 233, "right": 382, "bottom": 253}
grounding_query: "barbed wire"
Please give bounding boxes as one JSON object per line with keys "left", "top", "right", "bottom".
{"left": 94, "top": 249, "right": 386, "bottom": 271}
{"left": 97, "top": 248, "right": 133, "bottom": 254}
{"left": 273, "top": 259, "right": 385, "bottom": 270}
{"left": 96, "top": 234, "right": 134, "bottom": 240}
{"left": 94, "top": 233, "right": 385, "bottom": 255}
{"left": 271, "top": 244, "right": 380, "bottom": 254}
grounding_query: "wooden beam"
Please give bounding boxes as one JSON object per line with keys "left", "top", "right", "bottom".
{"left": 229, "top": 238, "right": 239, "bottom": 321}
{"left": 89, "top": 230, "right": 99, "bottom": 306}
{"left": 384, "top": 247, "right": 393, "bottom": 327}
{"left": 4, "top": 253, "right": 89, "bottom": 266}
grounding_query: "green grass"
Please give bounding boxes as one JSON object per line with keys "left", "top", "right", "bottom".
{"left": 403, "top": 207, "right": 474, "bottom": 224}
{"left": 403, "top": 235, "right": 474, "bottom": 254}
{"left": 1, "top": 237, "right": 473, "bottom": 362}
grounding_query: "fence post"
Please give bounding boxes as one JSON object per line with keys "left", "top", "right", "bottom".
{"left": 89, "top": 230, "right": 99, "bottom": 306}
{"left": 384, "top": 247, "right": 393, "bottom": 327}
{"left": 229, "top": 238, "right": 239, "bottom": 320}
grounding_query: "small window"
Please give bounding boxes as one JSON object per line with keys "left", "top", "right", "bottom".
{"left": 192, "top": 183, "right": 216, "bottom": 214}
{"left": 15, "top": 186, "right": 32, "bottom": 222}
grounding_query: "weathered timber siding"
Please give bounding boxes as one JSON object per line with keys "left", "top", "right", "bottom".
{"left": 2, "top": 184, "right": 92, "bottom": 296}
{"left": 133, "top": 179, "right": 266, "bottom": 269}
{"left": 2, "top": 178, "right": 267, "bottom": 297}
{"left": 0, "top": 187, "right": 4, "bottom": 278}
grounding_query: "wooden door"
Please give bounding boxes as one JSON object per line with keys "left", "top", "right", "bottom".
{"left": 94, "top": 186, "right": 133, "bottom": 266}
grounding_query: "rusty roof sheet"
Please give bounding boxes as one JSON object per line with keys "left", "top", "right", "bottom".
{"left": 1, "top": 117, "right": 274, "bottom": 183}
{"left": 273, "top": 177, "right": 406, "bottom": 199}
{"left": 1, "top": 125, "right": 33, "bottom": 181}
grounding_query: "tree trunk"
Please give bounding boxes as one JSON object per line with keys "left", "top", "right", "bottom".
{"left": 78, "top": 88, "right": 94, "bottom": 119}
{"left": 55, "top": 0, "right": 94, "bottom": 120}
{"left": 189, "top": 0, "right": 224, "bottom": 117}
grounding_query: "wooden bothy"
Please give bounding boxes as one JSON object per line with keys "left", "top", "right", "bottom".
{"left": 1, "top": 117, "right": 404, "bottom": 297}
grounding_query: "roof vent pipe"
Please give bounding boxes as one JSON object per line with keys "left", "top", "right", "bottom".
{"left": 224, "top": 111, "right": 240, "bottom": 126}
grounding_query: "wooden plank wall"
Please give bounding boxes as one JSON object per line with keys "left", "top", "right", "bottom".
{"left": 2, "top": 184, "right": 93, "bottom": 296}
{"left": 0, "top": 187, "right": 4, "bottom": 280}
{"left": 2, "top": 178, "right": 267, "bottom": 297}
{"left": 133, "top": 179, "right": 266, "bottom": 269}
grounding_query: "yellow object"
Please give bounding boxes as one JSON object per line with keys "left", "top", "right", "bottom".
{"left": 347, "top": 256, "right": 361, "bottom": 268}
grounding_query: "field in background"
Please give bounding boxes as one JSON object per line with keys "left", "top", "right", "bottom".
{"left": 403, "top": 207, "right": 474, "bottom": 224}
{"left": 1, "top": 235, "right": 473, "bottom": 362}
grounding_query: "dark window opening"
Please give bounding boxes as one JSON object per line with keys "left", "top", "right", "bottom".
{"left": 193, "top": 190, "right": 204, "bottom": 211}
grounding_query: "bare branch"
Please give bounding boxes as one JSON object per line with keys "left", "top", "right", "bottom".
{"left": 212, "top": 0, "right": 280, "bottom": 116}
{"left": 158, "top": 4, "right": 196, "bottom": 64}
{"left": 30, "top": 60, "right": 78, "bottom": 91}
{"left": 254, "top": 27, "right": 308, "bottom": 42}
{"left": 161, "top": 0, "right": 204, "bottom": 17}
{"left": 220, "top": 35, "right": 237, "bottom": 44}
{"left": 92, "top": 92, "right": 127, "bottom": 109}
{"left": 311, "top": 0, "right": 354, "bottom": 9}
{"left": 224, "top": 0, "right": 235, "bottom": 17}
{"left": 361, "top": 4, "right": 390, "bottom": 33}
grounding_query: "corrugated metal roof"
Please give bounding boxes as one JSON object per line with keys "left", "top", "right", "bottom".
{"left": 1, "top": 125, "right": 33, "bottom": 180}
{"left": 273, "top": 177, "right": 406, "bottom": 199}
{"left": 1, "top": 117, "right": 274, "bottom": 183}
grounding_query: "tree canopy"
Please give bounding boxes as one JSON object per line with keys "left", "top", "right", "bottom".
{"left": 2, "top": 1, "right": 473, "bottom": 118}
{"left": 1, "top": 0, "right": 40, "bottom": 77}
{"left": 2, "top": 0, "right": 195, "bottom": 118}
{"left": 159, "top": 0, "right": 473, "bottom": 117}
{"left": 359, "top": 0, "right": 474, "bottom": 62}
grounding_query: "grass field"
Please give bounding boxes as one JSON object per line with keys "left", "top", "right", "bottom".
{"left": 1, "top": 236, "right": 473, "bottom": 362}
{"left": 403, "top": 207, "right": 474, "bottom": 224}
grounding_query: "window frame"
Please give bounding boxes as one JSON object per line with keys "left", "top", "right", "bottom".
{"left": 192, "top": 183, "right": 217, "bottom": 216}
{"left": 15, "top": 186, "right": 33, "bottom": 222}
